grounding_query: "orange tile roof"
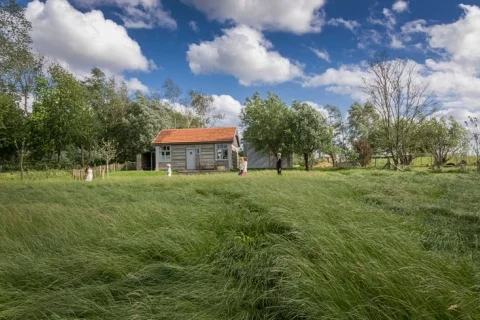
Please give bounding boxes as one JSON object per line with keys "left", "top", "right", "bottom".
{"left": 153, "top": 127, "right": 238, "bottom": 145}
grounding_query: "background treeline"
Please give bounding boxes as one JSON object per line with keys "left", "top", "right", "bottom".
{"left": 1, "top": 0, "right": 479, "bottom": 175}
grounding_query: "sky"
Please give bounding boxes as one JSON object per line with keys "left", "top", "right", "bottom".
{"left": 21, "top": 0, "right": 480, "bottom": 127}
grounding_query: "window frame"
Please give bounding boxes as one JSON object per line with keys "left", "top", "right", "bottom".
{"left": 215, "top": 144, "right": 229, "bottom": 161}
{"left": 159, "top": 145, "right": 171, "bottom": 162}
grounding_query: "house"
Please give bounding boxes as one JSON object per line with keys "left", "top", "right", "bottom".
{"left": 152, "top": 127, "right": 240, "bottom": 171}
{"left": 243, "top": 141, "right": 294, "bottom": 169}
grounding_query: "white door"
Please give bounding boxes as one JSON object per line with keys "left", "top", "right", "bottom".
{"left": 186, "top": 148, "right": 196, "bottom": 170}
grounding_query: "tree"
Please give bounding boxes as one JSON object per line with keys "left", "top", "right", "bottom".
{"left": 162, "top": 78, "right": 182, "bottom": 128}
{"left": 116, "top": 92, "right": 172, "bottom": 161}
{"left": 422, "top": 117, "right": 468, "bottom": 169}
{"left": 289, "top": 101, "right": 332, "bottom": 171}
{"left": 189, "top": 90, "right": 224, "bottom": 128}
{"left": 240, "top": 92, "right": 291, "bottom": 157}
{"left": 324, "top": 105, "right": 347, "bottom": 166}
{"left": 465, "top": 116, "right": 480, "bottom": 172}
{"left": 347, "top": 102, "right": 380, "bottom": 166}
{"left": 363, "top": 52, "right": 439, "bottom": 168}
{"left": 0, "top": 92, "right": 29, "bottom": 177}
{"left": 0, "top": 0, "right": 33, "bottom": 98}
{"left": 30, "top": 64, "right": 89, "bottom": 162}
{"left": 96, "top": 139, "right": 117, "bottom": 177}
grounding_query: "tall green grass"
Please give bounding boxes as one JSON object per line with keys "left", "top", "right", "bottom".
{"left": 1, "top": 171, "right": 480, "bottom": 319}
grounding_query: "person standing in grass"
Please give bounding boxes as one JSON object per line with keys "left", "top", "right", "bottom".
{"left": 243, "top": 157, "right": 248, "bottom": 176}
{"left": 85, "top": 165, "right": 93, "bottom": 182}
{"left": 167, "top": 164, "right": 172, "bottom": 177}
{"left": 238, "top": 157, "right": 245, "bottom": 176}
{"left": 276, "top": 153, "right": 282, "bottom": 175}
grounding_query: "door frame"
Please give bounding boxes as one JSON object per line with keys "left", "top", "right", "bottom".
{"left": 186, "top": 148, "right": 196, "bottom": 170}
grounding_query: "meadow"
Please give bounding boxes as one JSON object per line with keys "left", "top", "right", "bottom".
{"left": 1, "top": 169, "right": 480, "bottom": 319}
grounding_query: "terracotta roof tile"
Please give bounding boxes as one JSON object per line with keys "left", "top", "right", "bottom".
{"left": 153, "top": 127, "right": 237, "bottom": 145}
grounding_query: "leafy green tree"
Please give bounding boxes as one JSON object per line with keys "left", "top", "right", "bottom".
{"left": 240, "top": 92, "right": 291, "bottom": 156}
{"left": 289, "top": 101, "right": 332, "bottom": 171}
{"left": 1, "top": 0, "right": 32, "bottom": 98}
{"left": 0, "top": 92, "right": 29, "bottom": 177}
{"left": 347, "top": 102, "right": 380, "bottom": 165}
{"left": 30, "top": 64, "right": 89, "bottom": 162}
{"left": 422, "top": 117, "right": 468, "bottom": 169}
{"left": 324, "top": 104, "right": 348, "bottom": 165}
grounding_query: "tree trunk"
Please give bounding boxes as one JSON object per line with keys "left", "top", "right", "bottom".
{"left": 19, "top": 140, "right": 26, "bottom": 180}
{"left": 81, "top": 146, "right": 85, "bottom": 167}
{"left": 57, "top": 150, "right": 61, "bottom": 163}
{"left": 304, "top": 153, "right": 310, "bottom": 171}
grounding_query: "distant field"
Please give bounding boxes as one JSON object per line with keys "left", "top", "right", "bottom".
{"left": 368, "top": 155, "right": 479, "bottom": 168}
{"left": 1, "top": 170, "right": 480, "bottom": 319}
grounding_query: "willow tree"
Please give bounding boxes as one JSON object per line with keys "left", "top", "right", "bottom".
{"left": 289, "top": 101, "right": 332, "bottom": 171}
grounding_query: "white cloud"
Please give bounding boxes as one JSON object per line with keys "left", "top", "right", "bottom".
{"left": 368, "top": 8, "right": 396, "bottom": 30}
{"left": 390, "top": 35, "right": 405, "bottom": 48}
{"left": 211, "top": 94, "right": 243, "bottom": 127}
{"left": 327, "top": 18, "right": 360, "bottom": 32}
{"left": 123, "top": 77, "right": 149, "bottom": 93}
{"left": 186, "top": 25, "right": 304, "bottom": 86}
{"left": 74, "top": 0, "right": 176, "bottom": 29}
{"left": 428, "top": 4, "right": 480, "bottom": 72}
{"left": 26, "top": 0, "right": 150, "bottom": 76}
{"left": 189, "top": 21, "right": 199, "bottom": 32}
{"left": 401, "top": 19, "right": 428, "bottom": 34}
{"left": 392, "top": 0, "right": 409, "bottom": 13}
{"left": 305, "top": 101, "right": 329, "bottom": 118}
{"left": 303, "top": 64, "right": 366, "bottom": 88}
{"left": 181, "top": 0, "right": 326, "bottom": 34}
{"left": 309, "top": 48, "right": 331, "bottom": 63}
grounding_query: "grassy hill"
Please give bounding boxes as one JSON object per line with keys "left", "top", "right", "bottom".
{"left": 1, "top": 170, "right": 480, "bottom": 319}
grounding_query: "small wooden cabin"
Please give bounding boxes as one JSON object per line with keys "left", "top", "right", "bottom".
{"left": 152, "top": 127, "right": 240, "bottom": 171}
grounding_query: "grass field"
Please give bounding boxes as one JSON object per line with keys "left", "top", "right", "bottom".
{"left": 1, "top": 170, "right": 480, "bottom": 319}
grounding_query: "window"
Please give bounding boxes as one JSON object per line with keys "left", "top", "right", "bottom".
{"left": 160, "top": 146, "right": 171, "bottom": 162}
{"left": 216, "top": 144, "right": 228, "bottom": 160}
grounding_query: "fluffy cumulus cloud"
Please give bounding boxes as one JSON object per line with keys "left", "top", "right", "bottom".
{"left": 211, "top": 95, "right": 244, "bottom": 127}
{"left": 123, "top": 77, "right": 149, "bottom": 93}
{"left": 74, "top": 0, "right": 176, "bottom": 29}
{"left": 26, "top": 0, "right": 150, "bottom": 75}
{"left": 392, "top": 0, "right": 409, "bottom": 13}
{"left": 181, "top": 0, "right": 326, "bottom": 34}
{"left": 26, "top": 0, "right": 150, "bottom": 92}
{"left": 428, "top": 4, "right": 480, "bottom": 71}
{"left": 303, "top": 64, "right": 369, "bottom": 101}
{"left": 305, "top": 101, "right": 328, "bottom": 118}
{"left": 187, "top": 25, "right": 304, "bottom": 86}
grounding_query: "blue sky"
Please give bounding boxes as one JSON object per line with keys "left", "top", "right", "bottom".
{"left": 23, "top": 0, "right": 480, "bottom": 126}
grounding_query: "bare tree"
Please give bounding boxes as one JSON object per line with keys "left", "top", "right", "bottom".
{"left": 363, "top": 52, "right": 439, "bottom": 168}
{"left": 162, "top": 78, "right": 182, "bottom": 128}
{"left": 189, "top": 90, "right": 224, "bottom": 128}
{"left": 96, "top": 139, "right": 117, "bottom": 177}
{"left": 465, "top": 116, "right": 480, "bottom": 172}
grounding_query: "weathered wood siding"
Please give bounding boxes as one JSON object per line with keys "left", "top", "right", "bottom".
{"left": 200, "top": 144, "right": 215, "bottom": 164}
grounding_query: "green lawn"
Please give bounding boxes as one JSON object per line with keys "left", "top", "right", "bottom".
{"left": 1, "top": 170, "right": 480, "bottom": 319}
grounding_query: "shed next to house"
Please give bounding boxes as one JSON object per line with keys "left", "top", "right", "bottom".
{"left": 152, "top": 127, "right": 240, "bottom": 171}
